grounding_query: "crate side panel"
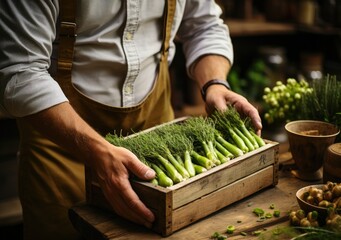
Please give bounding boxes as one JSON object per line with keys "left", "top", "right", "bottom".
{"left": 85, "top": 168, "right": 174, "bottom": 236}
{"left": 170, "top": 166, "right": 274, "bottom": 233}
{"left": 272, "top": 143, "right": 280, "bottom": 186}
{"left": 171, "top": 145, "right": 277, "bottom": 209}
{"left": 130, "top": 181, "right": 173, "bottom": 236}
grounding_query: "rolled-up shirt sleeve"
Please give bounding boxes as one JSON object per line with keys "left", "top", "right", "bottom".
{"left": 176, "top": 0, "right": 233, "bottom": 79}
{"left": 0, "top": 0, "right": 68, "bottom": 118}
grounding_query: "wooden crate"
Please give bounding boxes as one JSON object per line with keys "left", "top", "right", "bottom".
{"left": 85, "top": 118, "right": 279, "bottom": 237}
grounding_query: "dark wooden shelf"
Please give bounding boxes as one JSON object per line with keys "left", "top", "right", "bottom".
{"left": 296, "top": 24, "right": 341, "bottom": 35}
{"left": 226, "top": 20, "right": 341, "bottom": 37}
{"left": 226, "top": 20, "right": 296, "bottom": 37}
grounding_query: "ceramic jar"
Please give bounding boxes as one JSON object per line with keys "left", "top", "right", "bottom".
{"left": 323, "top": 143, "right": 341, "bottom": 183}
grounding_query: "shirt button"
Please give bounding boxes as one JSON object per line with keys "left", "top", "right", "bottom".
{"left": 125, "top": 32, "right": 133, "bottom": 40}
{"left": 124, "top": 84, "right": 133, "bottom": 94}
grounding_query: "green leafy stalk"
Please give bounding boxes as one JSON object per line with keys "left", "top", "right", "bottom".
{"left": 131, "top": 131, "right": 184, "bottom": 184}
{"left": 250, "top": 131, "right": 266, "bottom": 147}
{"left": 155, "top": 124, "right": 192, "bottom": 179}
{"left": 155, "top": 153, "right": 183, "bottom": 183}
{"left": 208, "top": 140, "right": 220, "bottom": 165}
{"left": 233, "top": 126, "right": 255, "bottom": 151}
{"left": 229, "top": 127, "right": 249, "bottom": 152}
{"left": 184, "top": 150, "right": 196, "bottom": 177}
{"left": 215, "top": 133, "right": 244, "bottom": 157}
{"left": 202, "top": 140, "right": 214, "bottom": 160}
{"left": 150, "top": 163, "right": 173, "bottom": 187}
{"left": 215, "top": 141, "right": 234, "bottom": 159}
{"left": 165, "top": 148, "right": 190, "bottom": 180}
{"left": 240, "top": 124, "right": 259, "bottom": 149}
{"left": 176, "top": 155, "right": 185, "bottom": 167}
{"left": 191, "top": 150, "right": 214, "bottom": 169}
{"left": 214, "top": 148, "right": 230, "bottom": 164}
{"left": 182, "top": 116, "right": 219, "bottom": 163}
{"left": 216, "top": 106, "right": 259, "bottom": 149}
{"left": 212, "top": 109, "right": 249, "bottom": 153}
{"left": 193, "top": 164, "right": 207, "bottom": 174}
{"left": 150, "top": 178, "right": 158, "bottom": 186}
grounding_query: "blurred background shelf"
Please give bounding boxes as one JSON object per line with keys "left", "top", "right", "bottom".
{"left": 227, "top": 20, "right": 296, "bottom": 36}
{"left": 172, "top": 0, "right": 341, "bottom": 118}
{"left": 227, "top": 20, "right": 341, "bottom": 36}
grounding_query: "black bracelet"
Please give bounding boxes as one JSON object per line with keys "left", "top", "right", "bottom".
{"left": 201, "top": 79, "right": 231, "bottom": 101}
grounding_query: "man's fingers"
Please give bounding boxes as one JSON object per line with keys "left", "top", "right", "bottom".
{"left": 102, "top": 175, "right": 155, "bottom": 227}
{"left": 119, "top": 181, "right": 155, "bottom": 223}
{"left": 124, "top": 152, "right": 156, "bottom": 181}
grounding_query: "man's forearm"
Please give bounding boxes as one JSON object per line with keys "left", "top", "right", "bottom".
{"left": 191, "top": 55, "right": 231, "bottom": 89}
{"left": 21, "top": 102, "right": 108, "bottom": 165}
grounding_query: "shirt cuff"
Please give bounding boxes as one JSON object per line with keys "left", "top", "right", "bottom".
{"left": 3, "top": 71, "right": 68, "bottom": 117}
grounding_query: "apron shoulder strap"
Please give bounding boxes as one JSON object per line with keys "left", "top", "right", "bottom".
{"left": 161, "top": 0, "right": 176, "bottom": 60}
{"left": 57, "top": 0, "right": 77, "bottom": 72}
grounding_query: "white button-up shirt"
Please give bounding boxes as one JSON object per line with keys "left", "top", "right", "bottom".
{"left": 0, "top": 0, "right": 233, "bottom": 117}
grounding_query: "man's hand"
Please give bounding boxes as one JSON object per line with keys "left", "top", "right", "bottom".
{"left": 91, "top": 142, "right": 156, "bottom": 228}
{"left": 191, "top": 55, "right": 263, "bottom": 135}
{"left": 204, "top": 84, "right": 262, "bottom": 135}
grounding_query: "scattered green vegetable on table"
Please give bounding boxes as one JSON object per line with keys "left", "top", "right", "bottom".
{"left": 210, "top": 204, "right": 285, "bottom": 239}
{"left": 105, "top": 106, "right": 267, "bottom": 187}
{"left": 253, "top": 207, "right": 265, "bottom": 217}
{"left": 210, "top": 231, "right": 227, "bottom": 240}
{"left": 273, "top": 210, "right": 280, "bottom": 218}
{"left": 226, "top": 225, "right": 236, "bottom": 234}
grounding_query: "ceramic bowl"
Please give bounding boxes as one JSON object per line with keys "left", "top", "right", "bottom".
{"left": 285, "top": 120, "right": 340, "bottom": 181}
{"left": 296, "top": 184, "right": 341, "bottom": 219}
{"left": 296, "top": 185, "right": 327, "bottom": 215}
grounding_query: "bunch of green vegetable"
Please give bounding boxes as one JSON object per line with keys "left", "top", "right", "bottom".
{"left": 212, "top": 106, "right": 265, "bottom": 153}
{"left": 301, "top": 74, "right": 341, "bottom": 142}
{"left": 262, "top": 78, "right": 313, "bottom": 124}
{"left": 105, "top": 106, "right": 267, "bottom": 187}
{"left": 262, "top": 75, "right": 341, "bottom": 142}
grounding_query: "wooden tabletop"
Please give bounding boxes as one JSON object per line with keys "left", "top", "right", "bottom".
{"left": 69, "top": 147, "right": 322, "bottom": 240}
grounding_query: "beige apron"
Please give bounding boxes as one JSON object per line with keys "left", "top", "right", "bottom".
{"left": 17, "top": 1, "right": 176, "bottom": 239}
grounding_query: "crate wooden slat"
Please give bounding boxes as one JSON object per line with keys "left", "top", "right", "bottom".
{"left": 85, "top": 119, "right": 279, "bottom": 236}
{"left": 170, "top": 166, "right": 275, "bottom": 232}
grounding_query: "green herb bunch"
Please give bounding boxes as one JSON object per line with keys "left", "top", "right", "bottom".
{"left": 262, "top": 78, "right": 313, "bottom": 124}
{"left": 301, "top": 74, "right": 341, "bottom": 140}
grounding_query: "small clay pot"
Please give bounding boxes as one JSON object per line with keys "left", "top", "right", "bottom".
{"left": 285, "top": 120, "right": 340, "bottom": 181}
